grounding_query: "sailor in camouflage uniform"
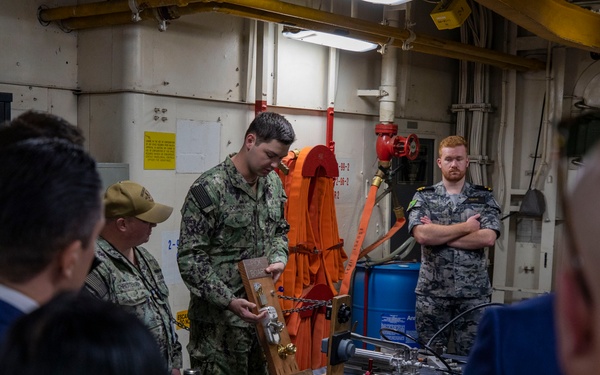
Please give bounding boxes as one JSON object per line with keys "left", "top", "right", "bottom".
{"left": 407, "top": 135, "right": 501, "bottom": 356}
{"left": 178, "top": 112, "right": 295, "bottom": 375}
{"left": 85, "top": 181, "right": 182, "bottom": 374}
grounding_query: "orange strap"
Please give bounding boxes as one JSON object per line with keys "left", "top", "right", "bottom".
{"left": 311, "top": 308, "right": 327, "bottom": 369}
{"left": 309, "top": 176, "right": 346, "bottom": 294}
{"left": 339, "top": 184, "right": 379, "bottom": 295}
{"left": 278, "top": 151, "right": 299, "bottom": 312}
{"left": 358, "top": 217, "right": 406, "bottom": 259}
{"left": 279, "top": 147, "right": 316, "bottom": 311}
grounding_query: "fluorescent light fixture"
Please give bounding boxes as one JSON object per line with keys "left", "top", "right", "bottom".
{"left": 282, "top": 29, "right": 378, "bottom": 52}
{"left": 362, "top": 0, "right": 412, "bottom": 4}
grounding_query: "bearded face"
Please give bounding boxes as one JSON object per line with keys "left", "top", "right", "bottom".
{"left": 437, "top": 145, "right": 469, "bottom": 183}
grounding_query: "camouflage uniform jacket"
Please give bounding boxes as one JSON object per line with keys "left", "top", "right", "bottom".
{"left": 84, "top": 237, "right": 182, "bottom": 370}
{"left": 178, "top": 154, "right": 289, "bottom": 327}
{"left": 407, "top": 181, "right": 501, "bottom": 298}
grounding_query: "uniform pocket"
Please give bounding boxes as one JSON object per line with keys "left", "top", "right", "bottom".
{"left": 218, "top": 205, "right": 253, "bottom": 248}
{"left": 113, "top": 281, "right": 150, "bottom": 307}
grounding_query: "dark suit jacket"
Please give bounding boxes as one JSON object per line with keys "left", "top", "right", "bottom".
{"left": 463, "top": 293, "right": 563, "bottom": 375}
{"left": 0, "top": 299, "right": 25, "bottom": 342}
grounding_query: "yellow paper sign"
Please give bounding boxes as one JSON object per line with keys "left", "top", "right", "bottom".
{"left": 144, "top": 131, "right": 176, "bottom": 170}
{"left": 176, "top": 310, "right": 190, "bottom": 330}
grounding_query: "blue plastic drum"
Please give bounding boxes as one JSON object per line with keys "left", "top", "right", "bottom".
{"left": 352, "top": 261, "right": 421, "bottom": 349}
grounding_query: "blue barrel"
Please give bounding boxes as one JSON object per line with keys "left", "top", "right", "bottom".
{"left": 352, "top": 261, "right": 420, "bottom": 349}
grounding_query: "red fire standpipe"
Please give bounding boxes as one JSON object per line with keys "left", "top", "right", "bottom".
{"left": 375, "top": 123, "right": 420, "bottom": 162}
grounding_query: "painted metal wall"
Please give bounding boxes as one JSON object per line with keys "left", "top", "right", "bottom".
{"left": 0, "top": 0, "right": 79, "bottom": 121}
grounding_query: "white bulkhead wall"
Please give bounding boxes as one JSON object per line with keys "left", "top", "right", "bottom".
{"left": 0, "top": 1, "right": 78, "bottom": 123}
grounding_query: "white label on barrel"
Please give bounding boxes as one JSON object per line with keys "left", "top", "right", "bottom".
{"left": 380, "top": 313, "right": 419, "bottom": 347}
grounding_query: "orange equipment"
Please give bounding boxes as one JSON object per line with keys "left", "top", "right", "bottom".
{"left": 277, "top": 145, "right": 346, "bottom": 371}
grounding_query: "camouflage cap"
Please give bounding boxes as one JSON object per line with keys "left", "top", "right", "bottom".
{"left": 104, "top": 180, "right": 173, "bottom": 223}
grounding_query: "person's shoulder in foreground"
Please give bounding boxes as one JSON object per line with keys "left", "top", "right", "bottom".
{"left": 463, "top": 293, "right": 562, "bottom": 375}
{"left": 0, "top": 298, "right": 25, "bottom": 341}
{"left": 556, "top": 112, "right": 600, "bottom": 375}
{"left": 0, "top": 292, "right": 168, "bottom": 375}
{"left": 0, "top": 115, "right": 103, "bottom": 343}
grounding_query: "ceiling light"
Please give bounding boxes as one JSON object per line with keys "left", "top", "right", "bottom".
{"left": 362, "top": 0, "right": 413, "bottom": 5}
{"left": 282, "top": 29, "right": 378, "bottom": 53}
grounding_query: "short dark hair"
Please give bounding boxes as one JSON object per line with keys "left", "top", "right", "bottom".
{"left": 0, "top": 110, "right": 85, "bottom": 147}
{"left": 245, "top": 112, "right": 296, "bottom": 145}
{"left": 0, "top": 138, "right": 102, "bottom": 283}
{"left": 0, "top": 292, "right": 168, "bottom": 375}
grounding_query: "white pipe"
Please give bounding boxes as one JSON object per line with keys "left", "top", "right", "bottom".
{"left": 327, "top": 48, "right": 338, "bottom": 108}
{"left": 379, "top": 7, "right": 400, "bottom": 124}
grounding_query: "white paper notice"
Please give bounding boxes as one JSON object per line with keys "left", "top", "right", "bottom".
{"left": 176, "top": 119, "right": 221, "bottom": 174}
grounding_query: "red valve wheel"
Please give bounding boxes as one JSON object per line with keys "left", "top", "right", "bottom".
{"left": 405, "top": 133, "right": 420, "bottom": 160}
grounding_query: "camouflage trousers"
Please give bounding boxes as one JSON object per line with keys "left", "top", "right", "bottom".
{"left": 415, "top": 294, "right": 490, "bottom": 356}
{"left": 188, "top": 321, "right": 267, "bottom": 375}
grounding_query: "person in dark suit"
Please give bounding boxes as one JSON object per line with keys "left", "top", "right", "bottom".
{"left": 0, "top": 292, "right": 168, "bottom": 375}
{"left": 463, "top": 293, "right": 562, "bottom": 375}
{"left": 0, "top": 112, "right": 104, "bottom": 341}
{"left": 0, "top": 300, "right": 25, "bottom": 340}
{"left": 556, "top": 113, "right": 600, "bottom": 375}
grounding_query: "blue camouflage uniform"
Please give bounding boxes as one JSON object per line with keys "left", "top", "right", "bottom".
{"left": 84, "top": 237, "right": 182, "bottom": 371}
{"left": 178, "top": 154, "right": 289, "bottom": 375}
{"left": 407, "top": 181, "right": 501, "bottom": 355}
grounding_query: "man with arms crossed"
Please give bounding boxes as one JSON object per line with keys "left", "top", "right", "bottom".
{"left": 407, "top": 135, "right": 501, "bottom": 355}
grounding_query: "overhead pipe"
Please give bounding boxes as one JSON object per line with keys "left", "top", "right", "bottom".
{"left": 215, "top": 0, "right": 542, "bottom": 70}
{"left": 59, "top": 5, "right": 539, "bottom": 71}
{"left": 38, "top": 1, "right": 133, "bottom": 21}
{"left": 39, "top": 0, "right": 545, "bottom": 72}
{"left": 473, "top": 0, "right": 600, "bottom": 52}
{"left": 220, "top": 0, "right": 600, "bottom": 54}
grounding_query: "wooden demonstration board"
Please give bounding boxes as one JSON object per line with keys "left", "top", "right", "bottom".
{"left": 238, "top": 257, "right": 312, "bottom": 375}
{"left": 326, "top": 295, "right": 352, "bottom": 375}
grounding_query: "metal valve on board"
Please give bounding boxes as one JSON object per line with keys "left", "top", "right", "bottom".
{"left": 277, "top": 343, "right": 297, "bottom": 359}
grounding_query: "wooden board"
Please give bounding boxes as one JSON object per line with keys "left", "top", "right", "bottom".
{"left": 238, "top": 257, "right": 312, "bottom": 375}
{"left": 326, "top": 295, "right": 352, "bottom": 375}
